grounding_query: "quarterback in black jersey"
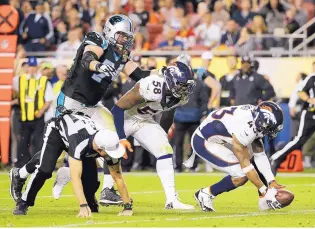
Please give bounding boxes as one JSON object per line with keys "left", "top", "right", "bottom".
{"left": 13, "top": 112, "right": 132, "bottom": 217}
{"left": 10, "top": 14, "right": 159, "bottom": 207}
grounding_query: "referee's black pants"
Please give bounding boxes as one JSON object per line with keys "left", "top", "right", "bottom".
{"left": 22, "top": 122, "right": 64, "bottom": 206}
{"left": 271, "top": 110, "right": 315, "bottom": 174}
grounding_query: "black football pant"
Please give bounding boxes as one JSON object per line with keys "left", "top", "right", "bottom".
{"left": 270, "top": 110, "right": 315, "bottom": 175}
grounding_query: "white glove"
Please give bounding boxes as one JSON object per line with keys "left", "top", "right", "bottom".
{"left": 259, "top": 188, "right": 281, "bottom": 210}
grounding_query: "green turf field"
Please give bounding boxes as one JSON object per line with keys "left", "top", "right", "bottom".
{"left": 0, "top": 172, "right": 314, "bottom": 227}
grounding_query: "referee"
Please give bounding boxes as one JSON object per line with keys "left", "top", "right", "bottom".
{"left": 270, "top": 72, "right": 315, "bottom": 174}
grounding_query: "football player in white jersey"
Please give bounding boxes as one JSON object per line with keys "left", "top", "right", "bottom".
{"left": 110, "top": 61, "right": 196, "bottom": 209}
{"left": 184, "top": 101, "right": 285, "bottom": 211}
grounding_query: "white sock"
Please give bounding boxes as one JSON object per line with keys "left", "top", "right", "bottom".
{"left": 102, "top": 174, "right": 114, "bottom": 190}
{"left": 156, "top": 157, "right": 176, "bottom": 203}
{"left": 19, "top": 166, "right": 29, "bottom": 179}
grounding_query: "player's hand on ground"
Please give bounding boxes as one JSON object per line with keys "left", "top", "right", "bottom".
{"left": 269, "top": 180, "right": 285, "bottom": 189}
{"left": 118, "top": 209, "right": 133, "bottom": 216}
{"left": 262, "top": 188, "right": 281, "bottom": 210}
{"left": 77, "top": 206, "right": 92, "bottom": 218}
{"left": 120, "top": 139, "right": 133, "bottom": 159}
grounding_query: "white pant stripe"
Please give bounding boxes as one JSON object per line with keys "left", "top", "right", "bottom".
{"left": 21, "top": 122, "right": 54, "bottom": 201}
{"left": 271, "top": 110, "right": 306, "bottom": 160}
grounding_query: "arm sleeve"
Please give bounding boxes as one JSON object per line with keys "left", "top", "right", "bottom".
{"left": 129, "top": 66, "right": 151, "bottom": 82}
{"left": 253, "top": 151, "right": 275, "bottom": 183}
{"left": 111, "top": 105, "right": 126, "bottom": 140}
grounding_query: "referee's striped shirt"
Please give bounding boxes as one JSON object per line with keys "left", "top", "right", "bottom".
{"left": 299, "top": 73, "right": 315, "bottom": 111}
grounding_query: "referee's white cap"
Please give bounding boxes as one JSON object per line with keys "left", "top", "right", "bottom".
{"left": 94, "top": 129, "right": 125, "bottom": 159}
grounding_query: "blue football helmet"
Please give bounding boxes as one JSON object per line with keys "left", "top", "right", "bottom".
{"left": 253, "top": 101, "right": 284, "bottom": 138}
{"left": 164, "top": 61, "right": 195, "bottom": 100}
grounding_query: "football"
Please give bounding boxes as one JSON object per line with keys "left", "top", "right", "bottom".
{"left": 276, "top": 189, "right": 295, "bottom": 208}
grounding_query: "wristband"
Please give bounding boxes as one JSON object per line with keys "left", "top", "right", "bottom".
{"left": 123, "top": 203, "right": 132, "bottom": 210}
{"left": 80, "top": 204, "right": 88, "bottom": 208}
{"left": 259, "top": 185, "right": 267, "bottom": 195}
{"left": 242, "top": 164, "right": 254, "bottom": 174}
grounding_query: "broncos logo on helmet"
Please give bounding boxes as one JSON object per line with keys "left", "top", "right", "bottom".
{"left": 164, "top": 61, "right": 195, "bottom": 100}
{"left": 254, "top": 101, "right": 284, "bottom": 138}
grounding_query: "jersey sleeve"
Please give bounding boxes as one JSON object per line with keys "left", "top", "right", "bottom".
{"left": 138, "top": 75, "right": 163, "bottom": 102}
{"left": 84, "top": 31, "right": 108, "bottom": 49}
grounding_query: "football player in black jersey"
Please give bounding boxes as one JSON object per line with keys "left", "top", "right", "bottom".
{"left": 13, "top": 112, "right": 132, "bottom": 217}
{"left": 10, "top": 14, "right": 161, "bottom": 208}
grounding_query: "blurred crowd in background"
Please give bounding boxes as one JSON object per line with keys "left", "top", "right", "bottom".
{"left": 5, "top": 0, "right": 315, "bottom": 58}
{"left": 3, "top": 0, "right": 315, "bottom": 171}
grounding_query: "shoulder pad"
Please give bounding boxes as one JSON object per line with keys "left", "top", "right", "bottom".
{"left": 139, "top": 75, "right": 163, "bottom": 102}
{"left": 84, "top": 32, "right": 108, "bottom": 50}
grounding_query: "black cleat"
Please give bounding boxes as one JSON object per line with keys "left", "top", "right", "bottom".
{"left": 13, "top": 200, "right": 29, "bottom": 215}
{"left": 99, "top": 187, "right": 123, "bottom": 206}
{"left": 9, "top": 168, "right": 26, "bottom": 202}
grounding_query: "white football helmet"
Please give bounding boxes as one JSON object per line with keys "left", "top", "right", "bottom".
{"left": 103, "top": 14, "right": 134, "bottom": 56}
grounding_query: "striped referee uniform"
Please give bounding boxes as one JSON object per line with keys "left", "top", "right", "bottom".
{"left": 21, "top": 113, "right": 103, "bottom": 207}
{"left": 270, "top": 73, "right": 315, "bottom": 173}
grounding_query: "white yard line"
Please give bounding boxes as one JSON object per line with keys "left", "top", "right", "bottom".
{"left": 0, "top": 172, "right": 315, "bottom": 177}
{"left": 56, "top": 209, "right": 315, "bottom": 227}
{"left": 0, "top": 184, "right": 314, "bottom": 200}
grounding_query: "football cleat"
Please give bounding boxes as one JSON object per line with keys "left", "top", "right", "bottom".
{"left": 99, "top": 187, "right": 123, "bottom": 206}
{"left": 53, "top": 167, "right": 71, "bottom": 200}
{"left": 194, "top": 188, "right": 215, "bottom": 212}
{"left": 165, "top": 194, "right": 195, "bottom": 210}
{"left": 13, "top": 200, "right": 29, "bottom": 215}
{"left": 9, "top": 168, "right": 26, "bottom": 202}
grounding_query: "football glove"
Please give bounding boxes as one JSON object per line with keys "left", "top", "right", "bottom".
{"left": 260, "top": 188, "right": 281, "bottom": 210}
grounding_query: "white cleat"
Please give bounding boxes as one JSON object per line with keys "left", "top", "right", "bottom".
{"left": 194, "top": 188, "right": 215, "bottom": 212}
{"left": 53, "top": 167, "right": 71, "bottom": 200}
{"left": 165, "top": 196, "right": 195, "bottom": 210}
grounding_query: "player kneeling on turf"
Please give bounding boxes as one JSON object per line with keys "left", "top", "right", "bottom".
{"left": 184, "top": 102, "right": 292, "bottom": 212}
{"left": 13, "top": 112, "right": 132, "bottom": 217}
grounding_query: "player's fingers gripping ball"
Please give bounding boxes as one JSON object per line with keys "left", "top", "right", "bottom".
{"left": 269, "top": 180, "right": 285, "bottom": 189}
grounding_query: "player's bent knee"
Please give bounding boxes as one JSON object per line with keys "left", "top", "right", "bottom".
{"left": 231, "top": 176, "right": 248, "bottom": 187}
{"left": 37, "top": 169, "right": 53, "bottom": 180}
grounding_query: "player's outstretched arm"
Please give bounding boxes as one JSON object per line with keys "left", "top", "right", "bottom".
{"left": 233, "top": 134, "right": 281, "bottom": 209}
{"left": 251, "top": 139, "right": 284, "bottom": 189}
{"left": 81, "top": 45, "right": 104, "bottom": 72}
{"left": 108, "top": 162, "right": 133, "bottom": 216}
{"left": 111, "top": 83, "right": 145, "bottom": 152}
{"left": 68, "top": 156, "right": 92, "bottom": 218}
{"left": 123, "top": 60, "right": 162, "bottom": 82}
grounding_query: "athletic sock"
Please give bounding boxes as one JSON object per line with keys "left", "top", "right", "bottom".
{"left": 19, "top": 166, "right": 29, "bottom": 179}
{"left": 156, "top": 155, "right": 176, "bottom": 203}
{"left": 102, "top": 175, "right": 114, "bottom": 190}
{"left": 210, "top": 175, "right": 237, "bottom": 197}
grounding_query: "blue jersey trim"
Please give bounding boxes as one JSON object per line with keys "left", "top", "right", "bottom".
{"left": 55, "top": 91, "right": 65, "bottom": 117}
{"left": 200, "top": 120, "right": 231, "bottom": 140}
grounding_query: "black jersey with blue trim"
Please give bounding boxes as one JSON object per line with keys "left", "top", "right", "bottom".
{"left": 62, "top": 31, "right": 130, "bottom": 106}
